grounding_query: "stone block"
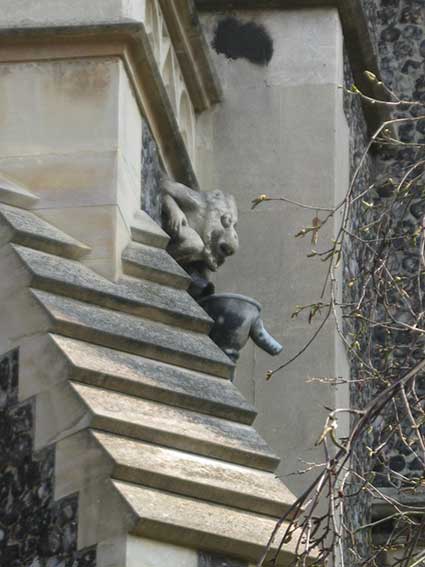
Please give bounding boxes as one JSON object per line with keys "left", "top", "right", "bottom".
{"left": 55, "top": 429, "right": 114, "bottom": 500}
{"left": 52, "top": 335, "right": 256, "bottom": 424}
{"left": 113, "top": 481, "right": 297, "bottom": 565}
{"left": 0, "top": 56, "right": 142, "bottom": 278}
{"left": 122, "top": 242, "right": 191, "bottom": 290}
{"left": 12, "top": 243, "right": 212, "bottom": 333}
{"left": 0, "top": 204, "right": 90, "bottom": 259}
{"left": 38, "top": 205, "right": 130, "bottom": 280}
{"left": 130, "top": 210, "right": 170, "bottom": 250}
{"left": 0, "top": 245, "right": 51, "bottom": 355}
{"left": 0, "top": 173, "right": 39, "bottom": 209}
{"left": 31, "top": 289, "right": 234, "bottom": 379}
{"left": 34, "top": 380, "right": 91, "bottom": 449}
{"left": 71, "top": 381, "right": 280, "bottom": 471}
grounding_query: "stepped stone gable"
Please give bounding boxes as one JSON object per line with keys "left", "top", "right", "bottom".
{"left": 0, "top": 195, "right": 297, "bottom": 564}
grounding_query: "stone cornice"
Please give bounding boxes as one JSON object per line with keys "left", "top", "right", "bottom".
{"left": 195, "top": 0, "right": 391, "bottom": 134}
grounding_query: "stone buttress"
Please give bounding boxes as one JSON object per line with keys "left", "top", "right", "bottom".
{"left": 0, "top": 181, "right": 298, "bottom": 566}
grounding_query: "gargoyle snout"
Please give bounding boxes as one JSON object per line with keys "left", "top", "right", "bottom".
{"left": 218, "top": 230, "right": 239, "bottom": 258}
{"left": 220, "top": 242, "right": 236, "bottom": 257}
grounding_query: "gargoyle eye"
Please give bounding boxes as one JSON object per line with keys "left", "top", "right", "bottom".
{"left": 221, "top": 214, "right": 232, "bottom": 228}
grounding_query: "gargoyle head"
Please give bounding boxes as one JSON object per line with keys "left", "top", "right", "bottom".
{"left": 202, "top": 190, "right": 239, "bottom": 271}
{"left": 161, "top": 178, "right": 239, "bottom": 274}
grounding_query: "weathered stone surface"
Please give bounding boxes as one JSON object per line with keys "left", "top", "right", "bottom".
{"left": 113, "top": 481, "right": 297, "bottom": 565}
{"left": 122, "top": 242, "right": 191, "bottom": 289}
{"left": 131, "top": 209, "right": 170, "bottom": 249}
{"left": 0, "top": 204, "right": 90, "bottom": 259}
{"left": 118, "top": 277, "right": 212, "bottom": 333}
{"left": 162, "top": 177, "right": 239, "bottom": 272}
{"left": 12, "top": 244, "right": 212, "bottom": 333}
{"left": 198, "top": 9, "right": 350, "bottom": 492}
{"left": 0, "top": 172, "right": 39, "bottom": 209}
{"left": 31, "top": 289, "right": 234, "bottom": 379}
{"left": 52, "top": 335, "right": 256, "bottom": 425}
{"left": 93, "top": 430, "right": 295, "bottom": 516}
{"left": 71, "top": 382, "right": 280, "bottom": 471}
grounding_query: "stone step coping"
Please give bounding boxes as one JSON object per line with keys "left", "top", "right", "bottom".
{"left": 0, "top": 173, "right": 40, "bottom": 209}
{"left": 130, "top": 210, "right": 170, "bottom": 249}
{"left": 113, "top": 480, "right": 298, "bottom": 565}
{"left": 12, "top": 244, "right": 212, "bottom": 334}
{"left": 70, "top": 381, "right": 280, "bottom": 473}
{"left": 31, "top": 289, "right": 234, "bottom": 380}
{"left": 52, "top": 335, "right": 256, "bottom": 425}
{"left": 93, "top": 430, "right": 296, "bottom": 518}
{"left": 122, "top": 242, "right": 191, "bottom": 290}
{"left": 0, "top": 204, "right": 91, "bottom": 260}
{"left": 118, "top": 275, "right": 213, "bottom": 333}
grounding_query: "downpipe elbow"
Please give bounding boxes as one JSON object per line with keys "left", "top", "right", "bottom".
{"left": 250, "top": 318, "right": 283, "bottom": 356}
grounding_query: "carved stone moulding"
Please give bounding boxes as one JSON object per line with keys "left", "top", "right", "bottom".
{"left": 144, "top": 0, "right": 197, "bottom": 163}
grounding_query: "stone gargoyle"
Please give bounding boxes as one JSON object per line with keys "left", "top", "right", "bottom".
{"left": 161, "top": 177, "right": 239, "bottom": 273}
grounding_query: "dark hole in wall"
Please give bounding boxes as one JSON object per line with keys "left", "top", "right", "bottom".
{"left": 141, "top": 121, "right": 163, "bottom": 224}
{"left": 212, "top": 17, "right": 273, "bottom": 66}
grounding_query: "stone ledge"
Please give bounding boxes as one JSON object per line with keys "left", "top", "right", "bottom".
{"left": 195, "top": 0, "right": 390, "bottom": 134}
{"left": 131, "top": 210, "right": 170, "bottom": 250}
{"left": 71, "top": 381, "right": 280, "bottom": 471}
{"left": 31, "top": 289, "right": 234, "bottom": 379}
{"left": 114, "top": 481, "right": 298, "bottom": 565}
{"left": 0, "top": 204, "right": 91, "bottom": 260}
{"left": 93, "top": 430, "right": 295, "bottom": 516}
{"left": 52, "top": 335, "right": 257, "bottom": 425}
{"left": 122, "top": 242, "right": 192, "bottom": 290}
{"left": 0, "top": 173, "right": 40, "bottom": 209}
{"left": 12, "top": 244, "right": 211, "bottom": 334}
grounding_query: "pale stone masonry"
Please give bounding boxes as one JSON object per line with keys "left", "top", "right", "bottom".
{"left": 0, "top": 1, "right": 385, "bottom": 566}
{"left": 0, "top": 182, "right": 298, "bottom": 566}
{"left": 0, "top": 2, "right": 300, "bottom": 564}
